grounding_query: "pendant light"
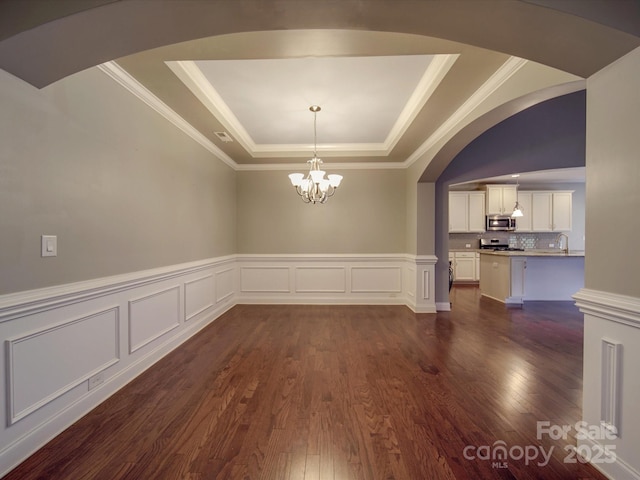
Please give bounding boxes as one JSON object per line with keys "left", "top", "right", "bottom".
{"left": 511, "top": 174, "right": 523, "bottom": 217}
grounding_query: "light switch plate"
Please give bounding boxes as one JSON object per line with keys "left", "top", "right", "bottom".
{"left": 41, "top": 235, "right": 57, "bottom": 257}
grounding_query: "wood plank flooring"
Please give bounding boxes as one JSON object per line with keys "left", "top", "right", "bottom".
{"left": 4, "top": 286, "right": 607, "bottom": 479}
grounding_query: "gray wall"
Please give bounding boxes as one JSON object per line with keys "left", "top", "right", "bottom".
{"left": 0, "top": 67, "right": 236, "bottom": 295}
{"left": 237, "top": 168, "right": 407, "bottom": 254}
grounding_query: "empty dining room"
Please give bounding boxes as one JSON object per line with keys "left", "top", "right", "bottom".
{"left": 1, "top": 2, "right": 640, "bottom": 479}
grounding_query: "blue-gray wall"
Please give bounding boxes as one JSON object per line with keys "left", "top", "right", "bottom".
{"left": 434, "top": 90, "right": 586, "bottom": 303}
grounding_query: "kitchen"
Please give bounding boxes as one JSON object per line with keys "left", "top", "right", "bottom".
{"left": 448, "top": 168, "right": 585, "bottom": 305}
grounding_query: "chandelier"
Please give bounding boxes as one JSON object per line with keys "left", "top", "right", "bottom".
{"left": 288, "top": 106, "right": 343, "bottom": 204}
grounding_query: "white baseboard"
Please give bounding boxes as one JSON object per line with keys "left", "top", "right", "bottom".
{"left": 436, "top": 302, "right": 451, "bottom": 312}
{"left": 578, "top": 436, "right": 640, "bottom": 480}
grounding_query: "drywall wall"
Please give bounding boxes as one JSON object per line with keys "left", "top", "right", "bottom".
{"left": 0, "top": 67, "right": 236, "bottom": 295}
{"left": 585, "top": 46, "right": 640, "bottom": 298}
{"left": 432, "top": 91, "right": 586, "bottom": 304}
{"left": 236, "top": 168, "right": 406, "bottom": 254}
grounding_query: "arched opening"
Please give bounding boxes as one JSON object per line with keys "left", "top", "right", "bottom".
{"left": 418, "top": 89, "right": 586, "bottom": 306}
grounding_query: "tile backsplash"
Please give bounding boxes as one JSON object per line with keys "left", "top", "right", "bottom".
{"left": 449, "top": 232, "right": 561, "bottom": 250}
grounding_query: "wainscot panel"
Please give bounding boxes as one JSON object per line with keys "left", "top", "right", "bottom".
{"left": 6, "top": 306, "right": 119, "bottom": 425}
{"left": 295, "top": 267, "right": 346, "bottom": 293}
{"left": 0, "top": 256, "right": 235, "bottom": 478}
{"left": 128, "top": 286, "right": 181, "bottom": 354}
{"left": 351, "top": 266, "right": 402, "bottom": 293}
{"left": 215, "top": 268, "right": 235, "bottom": 304}
{"left": 185, "top": 274, "right": 214, "bottom": 322}
{"left": 240, "top": 266, "right": 290, "bottom": 293}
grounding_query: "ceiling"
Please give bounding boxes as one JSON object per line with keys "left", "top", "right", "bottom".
{"left": 113, "top": 29, "right": 512, "bottom": 167}
{"left": 1, "top": 1, "right": 639, "bottom": 171}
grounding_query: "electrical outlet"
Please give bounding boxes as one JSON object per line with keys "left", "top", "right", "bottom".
{"left": 465, "top": 244, "right": 471, "bottom": 248}
{"left": 549, "top": 243, "right": 555, "bottom": 248}
{"left": 88, "top": 372, "right": 104, "bottom": 390}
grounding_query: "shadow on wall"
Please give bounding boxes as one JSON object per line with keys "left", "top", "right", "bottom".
{"left": 427, "top": 90, "right": 587, "bottom": 305}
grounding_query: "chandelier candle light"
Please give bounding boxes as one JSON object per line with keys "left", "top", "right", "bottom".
{"left": 288, "top": 106, "right": 343, "bottom": 204}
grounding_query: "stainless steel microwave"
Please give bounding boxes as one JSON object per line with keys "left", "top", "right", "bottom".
{"left": 486, "top": 215, "right": 516, "bottom": 231}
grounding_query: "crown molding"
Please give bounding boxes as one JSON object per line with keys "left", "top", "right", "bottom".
{"left": 167, "top": 55, "right": 457, "bottom": 158}
{"left": 235, "top": 161, "right": 408, "bottom": 171}
{"left": 403, "top": 56, "right": 528, "bottom": 168}
{"left": 384, "top": 54, "right": 459, "bottom": 153}
{"left": 98, "top": 61, "right": 239, "bottom": 170}
{"left": 99, "top": 57, "right": 530, "bottom": 172}
{"left": 166, "top": 60, "right": 256, "bottom": 155}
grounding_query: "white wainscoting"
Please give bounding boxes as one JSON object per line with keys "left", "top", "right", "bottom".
{"left": 129, "top": 286, "right": 181, "bottom": 353}
{"left": 296, "top": 266, "right": 346, "bottom": 293}
{"left": 573, "top": 288, "right": 640, "bottom": 480}
{"left": 6, "top": 306, "right": 120, "bottom": 425}
{"left": 0, "top": 256, "right": 235, "bottom": 477}
{"left": 0, "top": 253, "right": 437, "bottom": 476}
{"left": 236, "top": 254, "right": 436, "bottom": 311}
{"left": 185, "top": 274, "right": 214, "bottom": 322}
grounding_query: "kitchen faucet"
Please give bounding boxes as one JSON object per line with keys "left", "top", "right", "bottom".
{"left": 556, "top": 233, "right": 569, "bottom": 254}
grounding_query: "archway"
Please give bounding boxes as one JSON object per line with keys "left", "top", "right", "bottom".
{"left": 418, "top": 89, "right": 587, "bottom": 307}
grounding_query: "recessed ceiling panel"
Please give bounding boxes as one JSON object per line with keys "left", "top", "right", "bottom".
{"left": 194, "top": 56, "right": 433, "bottom": 146}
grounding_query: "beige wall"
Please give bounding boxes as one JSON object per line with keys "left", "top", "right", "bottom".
{"left": 586, "top": 46, "right": 640, "bottom": 298}
{"left": 237, "top": 168, "right": 406, "bottom": 254}
{"left": 0, "top": 67, "right": 236, "bottom": 295}
{"left": 581, "top": 45, "right": 640, "bottom": 477}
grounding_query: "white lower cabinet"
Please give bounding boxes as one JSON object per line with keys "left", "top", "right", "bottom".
{"left": 450, "top": 251, "right": 477, "bottom": 282}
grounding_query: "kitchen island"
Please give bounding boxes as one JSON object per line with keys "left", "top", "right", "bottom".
{"left": 479, "top": 250, "right": 585, "bottom": 304}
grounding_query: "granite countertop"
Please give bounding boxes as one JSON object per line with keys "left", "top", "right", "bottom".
{"left": 478, "top": 249, "right": 585, "bottom": 257}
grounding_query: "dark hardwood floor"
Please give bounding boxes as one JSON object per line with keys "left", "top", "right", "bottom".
{"left": 5, "top": 286, "right": 607, "bottom": 479}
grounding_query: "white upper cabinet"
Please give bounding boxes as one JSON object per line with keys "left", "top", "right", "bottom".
{"left": 515, "top": 191, "right": 532, "bottom": 232}
{"left": 485, "top": 185, "right": 517, "bottom": 215}
{"left": 468, "top": 192, "right": 486, "bottom": 232}
{"left": 531, "top": 192, "right": 553, "bottom": 231}
{"left": 528, "top": 191, "right": 573, "bottom": 232}
{"left": 449, "top": 192, "right": 485, "bottom": 232}
{"left": 449, "top": 192, "right": 469, "bottom": 232}
{"left": 551, "top": 192, "right": 572, "bottom": 231}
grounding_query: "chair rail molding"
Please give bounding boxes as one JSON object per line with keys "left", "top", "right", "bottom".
{"left": 0, "top": 252, "right": 440, "bottom": 476}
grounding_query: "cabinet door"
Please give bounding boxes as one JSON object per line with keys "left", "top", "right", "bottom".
{"left": 515, "top": 192, "right": 532, "bottom": 232}
{"left": 532, "top": 192, "right": 553, "bottom": 231}
{"left": 467, "top": 193, "right": 486, "bottom": 232}
{"left": 501, "top": 186, "right": 517, "bottom": 215}
{"left": 449, "top": 193, "right": 469, "bottom": 232}
{"left": 552, "top": 192, "right": 572, "bottom": 231}
{"left": 475, "top": 253, "right": 480, "bottom": 281}
{"left": 486, "top": 186, "right": 504, "bottom": 215}
{"left": 454, "top": 256, "right": 475, "bottom": 281}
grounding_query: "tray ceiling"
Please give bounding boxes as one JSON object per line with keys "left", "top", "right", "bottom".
{"left": 113, "top": 30, "right": 517, "bottom": 166}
